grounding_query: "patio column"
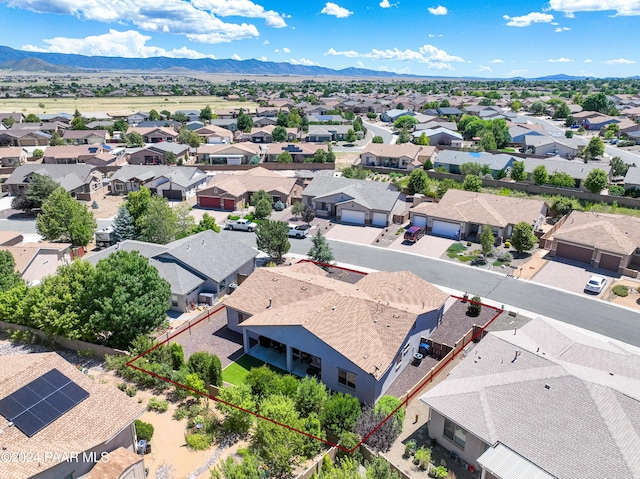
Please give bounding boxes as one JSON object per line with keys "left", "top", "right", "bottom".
{"left": 286, "top": 345, "right": 292, "bottom": 372}
{"left": 480, "top": 467, "right": 486, "bottom": 479}
{"left": 242, "top": 329, "right": 250, "bottom": 353}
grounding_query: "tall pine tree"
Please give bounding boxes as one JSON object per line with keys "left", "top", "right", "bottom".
{"left": 113, "top": 207, "right": 136, "bottom": 242}
{"left": 308, "top": 230, "right": 334, "bottom": 265}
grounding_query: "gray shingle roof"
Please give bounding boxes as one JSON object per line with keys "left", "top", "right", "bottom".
{"left": 421, "top": 317, "right": 640, "bottom": 479}
{"left": 303, "top": 176, "right": 401, "bottom": 212}
{"left": 5, "top": 164, "right": 98, "bottom": 192}
{"left": 522, "top": 157, "right": 611, "bottom": 180}
{"left": 435, "top": 150, "right": 514, "bottom": 170}
{"left": 110, "top": 165, "right": 206, "bottom": 188}
{"left": 625, "top": 166, "right": 640, "bottom": 185}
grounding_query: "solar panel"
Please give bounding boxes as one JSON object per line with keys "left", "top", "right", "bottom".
{"left": 0, "top": 368, "right": 90, "bottom": 437}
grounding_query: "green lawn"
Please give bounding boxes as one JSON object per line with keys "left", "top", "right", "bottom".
{"left": 222, "top": 355, "right": 288, "bottom": 385}
{"left": 446, "top": 242, "right": 468, "bottom": 258}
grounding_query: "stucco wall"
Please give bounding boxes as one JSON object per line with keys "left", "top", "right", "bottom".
{"left": 428, "top": 409, "right": 488, "bottom": 471}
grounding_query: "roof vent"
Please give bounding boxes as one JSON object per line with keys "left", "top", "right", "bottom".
{"left": 332, "top": 306, "right": 336, "bottom": 311}
{"left": 267, "top": 298, "right": 272, "bottom": 309}
{"left": 544, "top": 384, "right": 551, "bottom": 390}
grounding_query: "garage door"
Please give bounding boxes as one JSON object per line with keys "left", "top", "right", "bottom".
{"left": 412, "top": 215, "right": 427, "bottom": 228}
{"left": 372, "top": 212, "right": 387, "bottom": 227}
{"left": 341, "top": 209, "right": 366, "bottom": 225}
{"left": 163, "top": 189, "right": 183, "bottom": 200}
{"left": 555, "top": 242, "right": 593, "bottom": 264}
{"left": 223, "top": 199, "right": 236, "bottom": 211}
{"left": 599, "top": 253, "right": 620, "bottom": 272}
{"left": 199, "top": 196, "right": 221, "bottom": 208}
{"left": 431, "top": 220, "right": 460, "bottom": 239}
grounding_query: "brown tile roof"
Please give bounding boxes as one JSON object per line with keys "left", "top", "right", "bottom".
{"left": 265, "top": 143, "right": 327, "bottom": 155}
{"left": 549, "top": 210, "right": 640, "bottom": 255}
{"left": 0, "top": 231, "right": 23, "bottom": 246}
{"left": 43, "top": 145, "right": 100, "bottom": 159}
{"left": 226, "top": 267, "right": 448, "bottom": 378}
{"left": 411, "top": 189, "right": 546, "bottom": 228}
{"left": 0, "top": 243, "right": 70, "bottom": 275}
{"left": 0, "top": 353, "right": 144, "bottom": 479}
{"left": 197, "top": 143, "right": 261, "bottom": 156}
{"left": 360, "top": 143, "right": 432, "bottom": 160}
{"left": 198, "top": 168, "right": 296, "bottom": 198}
{"left": 0, "top": 147, "right": 27, "bottom": 158}
{"left": 86, "top": 447, "right": 143, "bottom": 479}
{"left": 195, "top": 125, "right": 233, "bottom": 137}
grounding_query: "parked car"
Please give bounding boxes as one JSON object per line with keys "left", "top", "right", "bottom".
{"left": 584, "top": 275, "right": 607, "bottom": 294}
{"left": 225, "top": 218, "right": 257, "bottom": 232}
{"left": 404, "top": 225, "right": 426, "bottom": 243}
{"left": 288, "top": 224, "right": 311, "bottom": 238}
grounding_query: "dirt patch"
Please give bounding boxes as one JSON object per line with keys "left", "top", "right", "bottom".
{"left": 333, "top": 152, "right": 359, "bottom": 169}
{"left": 605, "top": 279, "right": 640, "bottom": 311}
{"left": 80, "top": 194, "right": 126, "bottom": 220}
{"left": 517, "top": 249, "right": 550, "bottom": 280}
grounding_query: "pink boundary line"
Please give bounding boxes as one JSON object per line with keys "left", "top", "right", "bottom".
{"left": 126, "top": 261, "right": 503, "bottom": 454}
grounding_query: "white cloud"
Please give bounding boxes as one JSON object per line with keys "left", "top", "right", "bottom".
{"left": 21, "top": 29, "right": 216, "bottom": 58}
{"left": 548, "top": 57, "right": 573, "bottom": 62}
{"left": 289, "top": 58, "right": 319, "bottom": 66}
{"left": 260, "top": 56, "right": 267, "bottom": 61}
{"left": 490, "top": 59, "right": 505, "bottom": 63}
{"left": 478, "top": 65, "right": 492, "bottom": 72}
{"left": 4, "top": 0, "right": 288, "bottom": 44}
{"left": 584, "top": 59, "right": 593, "bottom": 63}
{"left": 320, "top": 2, "right": 353, "bottom": 18}
{"left": 262, "top": 39, "right": 269, "bottom": 45}
{"left": 282, "top": 47, "right": 291, "bottom": 53}
{"left": 602, "top": 58, "right": 636, "bottom": 64}
{"left": 274, "top": 48, "right": 280, "bottom": 52}
{"left": 379, "top": 0, "right": 399, "bottom": 7}
{"left": 325, "top": 44, "right": 463, "bottom": 69}
{"left": 549, "top": 0, "right": 640, "bottom": 16}
{"left": 555, "top": 26, "right": 571, "bottom": 31}
{"left": 428, "top": 5, "right": 448, "bottom": 15}
{"left": 503, "top": 12, "right": 554, "bottom": 27}
{"left": 231, "top": 53, "right": 242, "bottom": 60}
{"left": 565, "top": 11, "right": 575, "bottom": 17}
{"left": 355, "top": 60, "right": 365, "bottom": 67}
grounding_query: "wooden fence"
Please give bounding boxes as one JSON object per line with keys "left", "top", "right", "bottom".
{"left": 361, "top": 444, "right": 413, "bottom": 479}
{"left": 295, "top": 447, "right": 338, "bottom": 479}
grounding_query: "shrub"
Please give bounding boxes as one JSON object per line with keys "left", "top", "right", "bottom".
{"left": 467, "top": 295, "right": 482, "bottom": 317}
{"left": 612, "top": 285, "right": 629, "bottom": 297}
{"left": 498, "top": 252, "right": 513, "bottom": 263}
{"left": 321, "top": 392, "right": 362, "bottom": 435}
{"left": 185, "top": 432, "right": 213, "bottom": 451}
{"left": 147, "top": 396, "right": 169, "bottom": 413}
{"left": 135, "top": 419, "right": 154, "bottom": 441}
{"left": 414, "top": 446, "right": 431, "bottom": 469}
{"left": 169, "top": 343, "right": 184, "bottom": 370}
{"left": 404, "top": 439, "right": 417, "bottom": 457}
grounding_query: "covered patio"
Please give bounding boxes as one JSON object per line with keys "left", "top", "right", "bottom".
{"left": 243, "top": 333, "right": 322, "bottom": 380}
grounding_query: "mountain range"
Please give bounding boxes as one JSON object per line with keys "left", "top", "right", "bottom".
{"left": 0, "top": 45, "right": 587, "bottom": 81}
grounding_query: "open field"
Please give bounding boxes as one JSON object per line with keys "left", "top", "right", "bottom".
{"left": 0, "top": 95, "right": 257, "bottom": 115}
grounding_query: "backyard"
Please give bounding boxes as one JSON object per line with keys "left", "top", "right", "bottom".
{"left": 221, "top": 354, "right": 287, "bottom": 385}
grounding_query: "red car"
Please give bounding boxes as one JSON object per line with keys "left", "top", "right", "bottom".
{"left": 404, "top": 225, "right": 425, "bottom": 243}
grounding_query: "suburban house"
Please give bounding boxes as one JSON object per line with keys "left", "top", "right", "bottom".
{"left": 253, "top": 116, "right": 278, "bottom": 128}
{"left": 249, "top": 126, "right": 298, "bottom": 143}
{"left": 307, "top": 114, "right": 346, "bottom": 123}
{"left": 195, "top": 143, "right": 261, "bottom": 165}
{"left": 410, "top": 189, "right": 547, "bottom": 241}
{"left": 624, "top": 166, "right": 640, "bottom": 192}
{"left": 302, "top": 176, "right": 403, "bottom": 226}
{"left": 542, "top": 210, "right": 640, "bottom": 276}
{"left": 209, "top": 118, "right": 238, "bottom": 132}
{"left": 126, "top": 111, "right": 150, "bottom": 125}
{"left": 174, "top": 110, "right": 200, "bottom": 122}
{"left": 62, "top": 129, "right": 110, "bottom": 145}
{"left": 109, "top": 165, "right": 207, "bottom": 199}
{"left": 0, "top": 352, "right": 145, "bottom": 479}
{"left": 225, "top": 263, "right": 449, "bottom": 403}
{"left": 88, "top": 231, "right": 258, "bottom": 312}
{"left": 359, "top": 144, "right": 435, "bottom": 170}
{"left": 127, "top": 143, "right": 189, "bottom": 165}
{"left": 1, "top": 241, "right": 72, "bottom": 284}
{"left": 306, "top": 125, "right": 358, "bottom": 143}
{"left": 581, "top": 114, "right": 620, "bottom": 131}
{"left": 522, "top": 134, "right": 586, "bottom": 158}
{"left": 127, "top": 126, "right": 178, "bottom": 143}
{"left": 521, "top": 156, "right": 612, "bottom": 189}
{"left": 433, "top": 150, "right": 516, "bottom": 177}
{"left": 508, "top": 125, "right": 544, "bottom": 146}
{"left": 4, "top": 164, "right": 103, "bottom": 199}
{"left": 420, "top": 317, "right": 640, "bottom": 479}
{"left": 411, "top": 128, "right": 463, "bottom": 146}
{"left": 264, "top": 143, "right": 328, "bottom": 163}
{"left": 0, "top": 129, "right": 50, "bottom": 147}
{"left": 381, "top": 109, "right": 416, "bottom": 123}
{"left": 194, "top": 125, "right": 233, "bottom": 144}
{"left": 42, "top": 144, "right": 110, "bottom": 165}
{"left": 197, "top": 167, "right": 298, "bottom": 210}
{"left": 0, "top": 146, "right": 27, "bottom": 167}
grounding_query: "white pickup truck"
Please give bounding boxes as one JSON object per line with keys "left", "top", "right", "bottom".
{"left": 225, "top": 218, "right": 258, "bottom": 232}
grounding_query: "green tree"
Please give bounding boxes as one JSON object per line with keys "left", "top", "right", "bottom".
{"left": 584, "top": 168, "right": 609, "bottom": 193}
{"left": 36, "top": 188, "right": 97, "bottom": 247}
{"left": 553, "top": 102, "right": 571, "bottom": 119}
{"left": 393, "top": 116, "right": 418, "bottom": 130}
{"left": 582, "top": 92, "right": 618, "bottom": 115}
{"left": 532, "top": 165, "right": 549, "bottom": 185}
{"left": 375, "top": 395, "right": 405, "bottom": 429}
{"left": 169, "top": 343, "right": 184, "bottom": 370}
{"left": 148, "top": 109, "right": 161, "bottom": 121}
{"left": 71, "top": 114, "right": 87, "bottom": 130}
{"left": 190, "top": 213, "right": 220, "bottom": 234}
{"left": 295, "top": 376, "right": 328, "bottom": 417}
{"left": 397, "top": 128, "right": 412, "bottom": 144}
{"left": 255, "top": 220, "right": 290, "bottom": 263}
{"left": 126, "top": 131, "right": 144, "bottom": 147}
{"left": 459, "top": 162, "right": 482, "bottom": 176}
{"left": 250, "top": 189, "right": 272, "bottom": 207}
{"left": 12, "top": 173, "right": 59, "bottom": 212}
{"left": 312, "top": 149, "right": 327, "bottom": 163}
{"left": 414, "top": 132, "right": 430, "bottom": 145}
{"left": 199, "top": 105, "right": 213, "bottom": 122}
{"left": 136, "top": 195, "right": 178, "bottom": 244}
{"left": 87, "top": 250, "right": 170, "bottom": 348}
{"left": 184, "top": 373, "right": 207, "bottom": 401}
{"left": 345, "top": 128, "right": 357, "bottom": 143}
{"left": 552, "top": 198, "right": 573, "bottom": 217}
{"left": 112, "top": 206, "right": 137, "bottom": 242}
{"left": 291, "top": 201, "right": 305, "bottom": 218}
{"left": 511, "top": 222, "right": 537, "bottom": 255}
{"left": 32, "top": 148, "right": 44, "bottom": 159}
{"left": 366, "top": 456, "right": 401, "bottom": 479}
{"left": 308, "top": 230, "right": 334, "bottom": 264}
{"left": 237, "top": 110, "right": 253, "bottom": 133}
{"left": 174, "top": 203, "right": 196, "bottom": 238}
{"left": 301, "top": 205, "right": 316, "bottom": 224}
{"left": 321, "top": 392, "right": 362, "bottom": 435}
{"left": 582, "top": 136, "right": 605, "bottom": 160}
{"left": 216, "top": 450, "right": 263, "bottom": 479}
{"left": 49, "top": 131, "right": 65, "bottom": 146}
{"left": 436, "top": 178, "right": 460, "bottom": 199}
{"left": 218, "top": 384, "right": 256, "bottom": 435}
{"left": 0, "top": 250, "right": 23, "bottom": 292}
{"left": 610, "top": 156, "right": 630, "bottom": 177}
{"left": 510, "top": 160, "right": 527, "bottom": 181}
{"left": 25, "top": 113, "right": 40, "bottom": 123}
{"left": 112, "top": 118, "right": 129, "bottom": 134}
{"left": 529, "top": 101, "right": 547, "bottom": 115}
{"left": 272, "top": 126, "right": 287, "bottom": 142}
{"left": 479, "top": 130, "right": 497, "bottom": 151}
{"left": 467, "top": 295, "right": 482, "bottom": 317}
{"left": 565, "top": 130, "right": 574, "bottom": 138}
{"left": 372, "top": 135, "right": 384, "bottom": 144}
{"left": 407, "top": 168, "right": 428, "bottom": 195}
{"left": 254, "top": 199, "right": 273, "bottom": 220}
{"left": 172, "top": 111, "right": 189, "bottom": 123}
{"left": 510, "top": 100, "right": 522, "bottom": 112}
{"left": 423, "top": 158, "right": 433, "bottom": 170}
{"left": 277, "top": 151, "right": 293, "bottom": 163}
{"left": 125, "top": 187, "right": 152, "bottom": 224}
{"left": 565, "top": 115, "right": 576, "bottom": 127}
{"left": 549, "top": 171, "right": 576, "bottom": 188}
{"left": 462, "top": 174, "right": 482, "bottom": 192}
{"left": 480, "top": 225, "right": 495, "bottom": 254}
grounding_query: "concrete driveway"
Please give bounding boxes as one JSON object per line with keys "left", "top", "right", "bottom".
{"left": 325, "top": 224, "right": 382, "bottom": 245}
{"left": 531, "top": 257, "right": 620, "bottom": 296}
{"left": 388, "top": 234, "right": 453, "bottom": 258}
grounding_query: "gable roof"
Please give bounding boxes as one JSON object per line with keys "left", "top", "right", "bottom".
{"left": 198, "top": 168, "right": 296, "bottom": 198}
{"left": 303, "top": 176, "right": 401, "bottom": 212}
{"left": 226, "top": 267, "right": 448, "bottom": 379}
{"left": 5, "top": 164, "right": 99, "bottom": 192}
{"left": 434, "top": 150, "right": 515, "bottom": 171}
{"left": 110, "top": 165, "right": 206, "bottom": 188}
{"left": 0, "top": 353, "right": 143, "bottom": 479}
{"left": 421, "top": 318, "right": 640, "bottom": 479}
{"left": 360, "top": 143, "right": 430, "bottom": 160}
{"left": 521, "top": 156, "right": 611, "bottom": 180}
{"left": 411, "top": 189, "right": 545, "bottom": 228}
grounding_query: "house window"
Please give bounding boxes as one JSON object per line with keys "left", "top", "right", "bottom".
{"left": 402, "top": 343, "right": 411, "bottom": 356}
{"left": 395, "top": 353, "right": 402, "bottom": 371}
{"left": 114, "top": 183, "right": 124, "bottom": 191}
{"left": 171, "top": 295, "right": 178, "bottom": 307}
{"left": 443, "top": 418, "right": 467, "bottom": 449}
{"left": 338, "top": 368, "right": 356, "bottom": 389}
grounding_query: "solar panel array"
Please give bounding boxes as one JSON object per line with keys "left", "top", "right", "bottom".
{"left": 0, "top": 368, "right": 90, "bottom": 437}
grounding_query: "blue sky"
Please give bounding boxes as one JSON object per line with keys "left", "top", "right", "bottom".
{"left": 0, "top": 0, "right": 638, "bottom": 78}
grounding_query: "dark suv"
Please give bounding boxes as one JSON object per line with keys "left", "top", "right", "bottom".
{"left": 404, "top": 225, "right": 425, "bottom": 243}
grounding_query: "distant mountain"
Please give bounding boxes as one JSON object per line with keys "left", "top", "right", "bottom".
{"left": 0, "top": 57, "right": 79, "bottom": 73}
{"left": 532, "top": 74, "right": 587, "bottom": 81}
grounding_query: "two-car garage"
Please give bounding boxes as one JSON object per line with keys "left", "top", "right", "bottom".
{"left": 198, "top": 196, "right": 237, "bottom": 210}
{"left": 555, "top": 242, "right": 622, "bottom": 272}
{"left": 340, "top": 209, "right": 366, "bottom": 225}
{"left": 431, "top": 220, "right": 461, "bottom": 239}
